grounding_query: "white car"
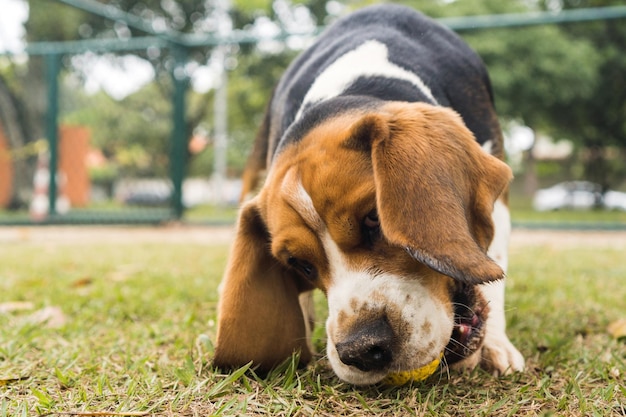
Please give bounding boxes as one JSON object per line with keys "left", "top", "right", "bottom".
{"left": 604, "top": 190, "right": 626, "bottom": 211}
{"left": 533, "top": 181, "right": 603, "bottom": 211}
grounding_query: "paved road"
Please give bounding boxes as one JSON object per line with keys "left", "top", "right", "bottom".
{"left": 2, "top": 225, "right": 625, "bottom": 249}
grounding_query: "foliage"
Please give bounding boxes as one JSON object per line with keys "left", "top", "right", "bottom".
{"left": 401, "top": 0, "right": 529, "bottom": 16}
{"left": 539, "top": 0, "right": 626, "bottom": 189}
{"left": 465, "top": 25, "right": 601, "bottom": 130}
{"left": 61, "top": 82, "right": 172, "bottom": 177}
{"left": 25, "top": 0, "right": 92, "bottom": 42}
{"left": 3, "top": 0, "right": 626, "bottom": 185}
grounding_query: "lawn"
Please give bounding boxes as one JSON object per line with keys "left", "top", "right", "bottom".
{"left": 0, "top": 227, "right": 625, "bottom": 416}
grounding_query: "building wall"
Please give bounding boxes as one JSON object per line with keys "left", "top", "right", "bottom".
{"left": 59, "top": 125, "right": 90, "bottom": 207}
{"left": 0, "top": 123, "right": 91, "bottom": 209}
{"left": 0, "top": 121, "right": 13, "bottom": 208}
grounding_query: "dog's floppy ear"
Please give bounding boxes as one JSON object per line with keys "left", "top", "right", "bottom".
{"left": 353, "top": 102, "right": 512, "bottom": 284}
{"left": 213, "top": 199, "right": 312, "bottom": 372}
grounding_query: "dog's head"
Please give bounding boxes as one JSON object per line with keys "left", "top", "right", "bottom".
{"left": 213, "top": 101, "right": 512, "bottom": 385}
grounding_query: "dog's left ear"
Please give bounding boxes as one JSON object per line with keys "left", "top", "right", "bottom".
{"left": 213, "top": 199, "right": 312, "bottom": 372}
{"left": 350, "top": 102, "right": 512, "bottom": 284}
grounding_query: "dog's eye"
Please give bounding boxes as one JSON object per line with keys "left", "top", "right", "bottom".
{"left": 363, "top": 210, "right": 381, "bottom": 246}
{"left": 364, "top": 210, "right": 380, "bottom": 228}
{"left": 287, "top": 256, "right": 317, "bottom": 280}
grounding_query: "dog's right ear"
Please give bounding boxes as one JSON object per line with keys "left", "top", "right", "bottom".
{"left": 213, "top": 199, "right": 312, "bottom": 372}
{"left": 348, "top": 103, "right": 512, "bottom": 285}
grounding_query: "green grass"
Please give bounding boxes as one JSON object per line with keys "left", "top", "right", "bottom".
{"left": 184, "top": 205, "right": 239, "bottom": 223}
{"left": 512, "top": 208, "right": 626, "bottom": 225}
{"left": 1, "top": 232, "right": 625, "bottom": 416}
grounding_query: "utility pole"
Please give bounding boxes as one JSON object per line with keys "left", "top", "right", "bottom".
{"left": 212, "top": 0, "right": 231, "bottom": 206}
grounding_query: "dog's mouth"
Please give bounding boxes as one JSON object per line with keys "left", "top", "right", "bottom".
{"left": 444, "top": 283, "right": 489, "bottom": 365}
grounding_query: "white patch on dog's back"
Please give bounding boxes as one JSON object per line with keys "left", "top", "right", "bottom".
{"left": 481, "top": 140, "right": 493, "bottom": 155}
{"left": 295, "top": 40, "right": 437, "bottom": 120}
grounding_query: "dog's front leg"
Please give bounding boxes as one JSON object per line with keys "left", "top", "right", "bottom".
{"left": 449, "top": 200, "right": 524, "bottom": 375}
{"left": 299, "top": 291, "right": 316, "bottom": 356}
{"left": 478, "top": 199, "right": 525, "bottom": 375}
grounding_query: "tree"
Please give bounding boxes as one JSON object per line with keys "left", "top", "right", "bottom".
{"left": 16, "top": 0, "right": 318, "bottom": 180}
{"left": 0, "top": 70, "right": 36, "bottom": 208}
{"left": 536, "top": 0, "right": 626, "bottom": 191}
{"left": 4, "top": 0, "right": 624, "bottom": 210}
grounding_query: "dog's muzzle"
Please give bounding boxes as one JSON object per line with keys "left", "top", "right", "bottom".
{"left": 444, "top": 283, "right": 489, "bottom": 365}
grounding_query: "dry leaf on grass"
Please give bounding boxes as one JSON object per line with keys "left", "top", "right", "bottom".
{"left": 608, "top": 318, "right": 626, "bottom": 340}
{"left": 0, "top": 301, "right": 35, "bottom": 313}
{"left": 29, "top": 306, "right": 67, "bottom": 328}
{"left": 41, "top": 412, "right": 149, "bottom": 416}
{"left": 0, "top": 376, "right": 30, "bottom": 387}
{"left": 71, "top": 277, "right": 94, "bottom": 288}
{"left": 108, "top": 265, "right": 140, "bottom": 282}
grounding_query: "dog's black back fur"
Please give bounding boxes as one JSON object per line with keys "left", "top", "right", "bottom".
{"left": 266, "top": 4, "right": 501, "bottom": 162}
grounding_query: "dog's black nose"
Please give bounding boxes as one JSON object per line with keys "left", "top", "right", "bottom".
{"left": 335, "top": 317, "right": 395, "bottom": 372}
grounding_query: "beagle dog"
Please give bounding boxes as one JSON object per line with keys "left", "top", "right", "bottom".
{"left": 213, "top": 4, "right": 525, "bottom": 385}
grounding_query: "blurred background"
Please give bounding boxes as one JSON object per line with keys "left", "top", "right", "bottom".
{"left": 0, "top": 0, "right": 625, "bottom": 228}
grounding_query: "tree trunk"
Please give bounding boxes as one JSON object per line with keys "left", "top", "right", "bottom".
{"left": 584, "top": 144, "right": 609, "bottom": 191}
{"left": 0, "top": 76, "right": 37, "bottom": 209}
{"left": 523, "top": 147, "right": 538, "bottom": 197}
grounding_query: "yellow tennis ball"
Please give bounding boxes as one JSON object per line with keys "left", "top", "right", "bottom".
{"left": 382, "top": 354, "right": 442, "bottom": 386}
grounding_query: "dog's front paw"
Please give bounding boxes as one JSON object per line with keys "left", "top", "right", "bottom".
{"left": 480, "top": 334, "right": 525, "bottom": 376}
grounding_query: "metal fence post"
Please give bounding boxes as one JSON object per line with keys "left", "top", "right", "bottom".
{"left": 45, "top": 53, "right": 61, "bottom": 216}
{"left": 212, "top": 46, "right": 228, "bottom": 207}
{"left": 212, "top": 0, "right": 231, "bottom": 207}
{"left": 170, "top": 45, "right": 189, "bottom": 219}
